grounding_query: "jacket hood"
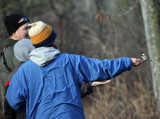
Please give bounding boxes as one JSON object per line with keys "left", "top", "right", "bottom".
{"left": 29, "top": 47, "right": 60, "bottom": 66}
{"left": 14, "top": 38, "right": 35, "bottom": 62}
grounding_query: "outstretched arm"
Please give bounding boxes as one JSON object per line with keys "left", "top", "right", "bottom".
{"left": 81, "top": 80, "right": 112, "bottom": 98}
{"left": 70, "top": 55, "right": 145, "bottom": 82}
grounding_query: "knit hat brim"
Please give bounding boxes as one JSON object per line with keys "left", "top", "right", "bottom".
{"left": 33, "top": 30, "right": 57, "bottom": 48}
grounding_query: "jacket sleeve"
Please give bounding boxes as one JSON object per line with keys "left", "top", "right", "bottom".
{"left": 80, "top": 81, "right": 93, "bottom": 98}
{"left": 71, "top": 55, "right": 132, "bottom": 82}
{"left": 4, "top": 63, "right": 24, "bottom": 119}
{"left": 4, "top": 98, "right": 16, "bottom": 119}
{"left": 4, "top": 84, "right": 16, "bottom": 119}
{"left": 6, "top": 68, "right": 26, "bottom": 110}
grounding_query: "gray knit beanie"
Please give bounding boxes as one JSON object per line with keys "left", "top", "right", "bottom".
{"left": 14, "top": 38, "right": 35, "bottom": 62}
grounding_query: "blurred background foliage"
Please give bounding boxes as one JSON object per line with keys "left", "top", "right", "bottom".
{"left": 0, "top": 0, "right": 159, "bottom": 119}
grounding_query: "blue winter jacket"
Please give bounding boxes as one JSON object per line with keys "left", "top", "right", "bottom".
{"left": 6, "top": 47, "right": 132, "bottom": 119}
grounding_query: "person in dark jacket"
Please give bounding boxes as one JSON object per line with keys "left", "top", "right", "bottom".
{"left": 4, "top": 39, "right": 34, "bottom": 119}
{"left": 6, "top": 21, "right": 144, "bottom": 119}
{"left": 0, "top": 13, "right": 30, "bottom": 112}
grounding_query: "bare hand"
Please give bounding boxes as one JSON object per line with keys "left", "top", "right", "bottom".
{"left": 91, "top": 80, "right": 111, "bottom": 87}
{"left": 131, "top": 58, "right": 145, "bottom": 67}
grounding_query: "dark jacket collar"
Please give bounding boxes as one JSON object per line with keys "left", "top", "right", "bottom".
{"left": 6, "top": 38, "right": 18, "bottom": 46}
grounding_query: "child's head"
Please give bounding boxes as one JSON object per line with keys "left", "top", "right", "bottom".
{"left": 5, "top": 13, "right": 30, "bottom": 37}
{"left": 28, "top": 21, "right": 57, "bottom": 48}
{"left": 14, "top": 38, "right": 35, "bottom": 62}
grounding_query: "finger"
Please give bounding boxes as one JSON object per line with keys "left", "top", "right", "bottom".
{"left": 137, "top": 59, "right": 145, "bottom": 63}
{"left": 137, "top": 59, "right": 143, "bottom": 62}
{"left": 139, "top": 60, "right": 145, "bottom": 64}
{"left": 97, "top": 80, "right": 111, "bottom": 85}
{"left": 103, "top": 80, "right": 111, "bottom": 84}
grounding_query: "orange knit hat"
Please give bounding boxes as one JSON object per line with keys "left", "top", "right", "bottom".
{"left": 28, "top": 21, "right": 57, "bottom": 48}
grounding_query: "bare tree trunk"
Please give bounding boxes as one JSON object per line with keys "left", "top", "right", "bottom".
{"left": 140, "top": 0, "right": 160, "bottom": 111}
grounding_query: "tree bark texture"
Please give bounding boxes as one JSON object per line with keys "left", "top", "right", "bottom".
{"left": 140, "top": 0, "right": 160, "bottom": 111}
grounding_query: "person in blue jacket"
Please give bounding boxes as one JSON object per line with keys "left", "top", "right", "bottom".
{"left": 4, "top": 38, "right": 111, "bottom": 119}
{"left": 6, "top": 21, "right": 144, "bottom": 119}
